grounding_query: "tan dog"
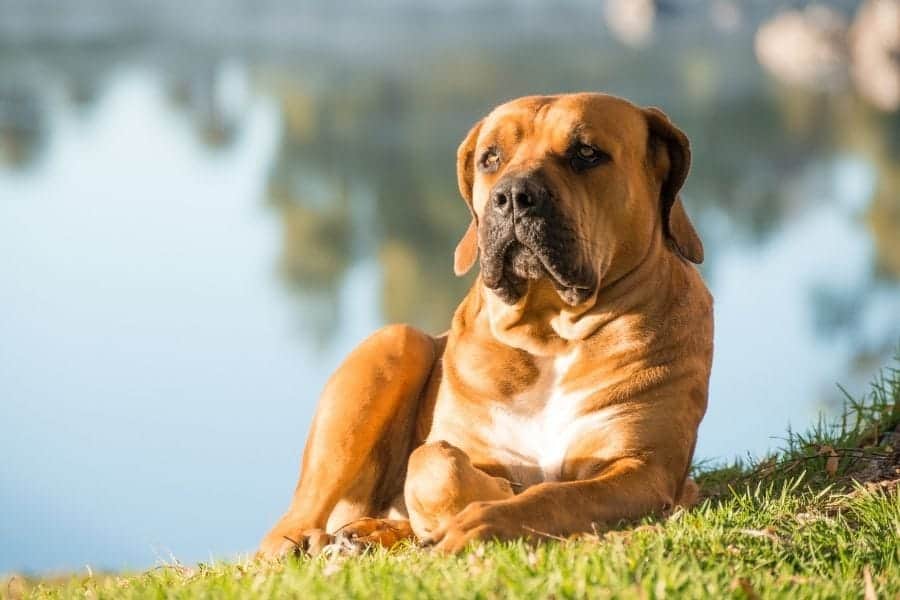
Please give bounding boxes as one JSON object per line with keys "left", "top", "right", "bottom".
{"left": 258, "top": 93, "right": 713, "bottom": 555}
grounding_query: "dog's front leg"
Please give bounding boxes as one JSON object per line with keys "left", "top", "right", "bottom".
{"left": 257, "top": 324, "right": 437, "bottom": 558}
{"left": 428, "top": 457, "right": 685, "bottom": 553}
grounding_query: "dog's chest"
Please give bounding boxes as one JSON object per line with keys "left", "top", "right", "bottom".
{"left": 431, "top": 350, "right": 607, "bottom": 484}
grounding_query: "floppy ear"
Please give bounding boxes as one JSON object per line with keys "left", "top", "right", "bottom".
{"left": 644, "top": 107, "right": 704, "bottom": 264}
{"left": 454, "top": 220, "right": 478, "bottom": 276}
{"left": 453, "top": 119, "right": 483, "bottom": 276}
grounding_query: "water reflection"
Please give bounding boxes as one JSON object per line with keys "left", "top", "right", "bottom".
{"left": 0, "top": 84, "right": 47, "bottom": 167}
{"left": 1, "top": 3, "right": 898, "bottom": 573}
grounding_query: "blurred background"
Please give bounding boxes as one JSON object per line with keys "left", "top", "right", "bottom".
{"left": 1, "top": 0, "right": 898, "bottom": 575}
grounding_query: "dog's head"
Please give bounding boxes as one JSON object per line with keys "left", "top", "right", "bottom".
{"left": 454, "top": 93, "right": 703, "bottom": 307}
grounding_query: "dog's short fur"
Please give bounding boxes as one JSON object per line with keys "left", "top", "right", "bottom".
{"left": 258, "top": 93, "right": 713, "bottom": 555}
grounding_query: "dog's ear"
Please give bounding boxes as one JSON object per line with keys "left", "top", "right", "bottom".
{"left": 454, "top": 119, "right": 483, "bottom": 276}
{"left": 454, "top": 220, "right": 478, "bottom": 276}
{"left": 644, "top": 107, "right": 703, "bottom": 264}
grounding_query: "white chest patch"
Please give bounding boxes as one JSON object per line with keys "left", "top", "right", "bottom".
{"left": 483, "top": 349, "right": 606, "bottom": 482}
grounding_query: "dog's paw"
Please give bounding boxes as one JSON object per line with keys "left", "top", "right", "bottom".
{"left": 336, "top": 517, "right": 414, "bottom": 548}
{"left": 425, "top": 501, "right": 520, "bottom": 554}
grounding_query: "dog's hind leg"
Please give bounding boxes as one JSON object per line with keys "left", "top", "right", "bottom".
{"left": 257, "top": 324, "right": 437, "bottom": 558}
{"left": 404, "top": 441, "right": 514, "bottom": 539}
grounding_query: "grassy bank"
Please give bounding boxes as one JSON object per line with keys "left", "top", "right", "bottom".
{"left": 7, "top": 357, "right": 899, "bottom": 599}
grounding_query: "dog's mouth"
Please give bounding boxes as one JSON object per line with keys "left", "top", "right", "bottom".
{"left": 480, "top": 222, "right": 595, "bottom": 306}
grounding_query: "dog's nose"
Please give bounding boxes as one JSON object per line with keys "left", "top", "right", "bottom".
{"left": 490, "top": 176, "right": 547, "bottom": 218}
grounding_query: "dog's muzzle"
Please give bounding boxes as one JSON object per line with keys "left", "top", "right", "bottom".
{"left": 479, "top": 172, "right": 595, "bottom": 306}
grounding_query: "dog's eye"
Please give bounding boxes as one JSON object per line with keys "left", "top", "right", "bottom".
{"left": 479, "top": 148, "right": 501, "bottom": 173}
{"left": 570, "top": 144, "right": 609, "bottom": 171}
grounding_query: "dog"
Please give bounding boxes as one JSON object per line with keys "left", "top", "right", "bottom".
{"left": 258, "top": 92, "right": 713, "bottom": 555}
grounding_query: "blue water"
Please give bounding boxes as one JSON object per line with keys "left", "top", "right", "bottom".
{"left": 2, "top": 21, "right": 898, "bottom": 573}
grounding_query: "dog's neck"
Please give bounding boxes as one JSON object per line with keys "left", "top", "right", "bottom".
{"left": 464, "top": 233, "right": 683, "bottom": 357}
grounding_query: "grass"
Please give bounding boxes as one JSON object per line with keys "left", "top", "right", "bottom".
{"left": 6, "top": 353, "right": 900, "bottom": 599}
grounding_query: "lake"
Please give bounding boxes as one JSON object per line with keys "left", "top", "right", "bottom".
{"left": 1, "top": 2, "right": 898, "bottom": 573}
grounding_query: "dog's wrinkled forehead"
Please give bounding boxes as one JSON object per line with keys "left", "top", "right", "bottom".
{"left": 477, "top": 94, "right": 647, "bottom": 161}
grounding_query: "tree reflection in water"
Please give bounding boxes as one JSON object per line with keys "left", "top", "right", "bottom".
{"left": 1, "top": 0, "right": 898, "bottom": 431}
{"left": 1, "top": 1, "right": 899, "bottom": 572}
